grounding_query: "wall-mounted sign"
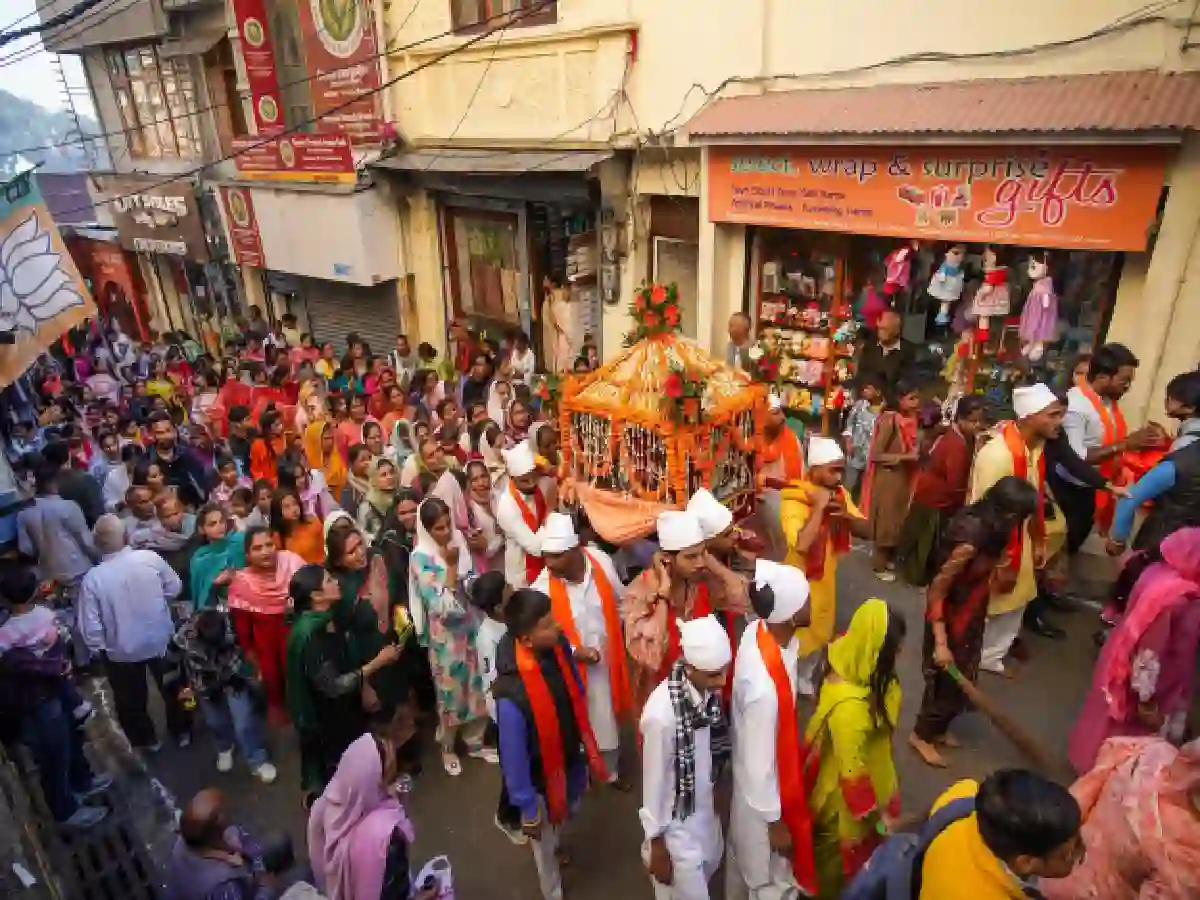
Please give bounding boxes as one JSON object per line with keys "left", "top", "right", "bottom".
{"left": 219, "top": 186, "right": 265, "bottom": 267}
{"left": 706, "top": 145, "right": 1171, "bottom": 251}
{"left": 299, "top": 0, "right": 383, "bottom": 145}
{"left": 231, "top": 133, "right": 357, "bottom": 185}
{"left": 94, "top": 175, "right": 209, "bottom": 261}
{"left": 230, "top": 0, "right": 285, "bottom": 134}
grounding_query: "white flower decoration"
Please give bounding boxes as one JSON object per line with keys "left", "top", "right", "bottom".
{"left": 0, "top": 211, "right": 85, "bottom": 334}
{"left": 747, "top": 344, "right": 765, "bottom": 361}
{"left": 1129, "top": 648, "right": 1160, "bottom": 703}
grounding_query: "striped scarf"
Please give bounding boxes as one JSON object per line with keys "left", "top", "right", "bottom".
{"left": 667, "top": 659, "right": 722, "bottom": 821}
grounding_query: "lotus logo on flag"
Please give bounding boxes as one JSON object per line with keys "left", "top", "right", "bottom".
{"left": 0, "top": 169, "right": 96, "bottom": 387}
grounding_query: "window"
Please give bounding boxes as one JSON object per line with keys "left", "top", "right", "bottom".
{"left": 449, "top": 0, "right": 557, "bottom": 33}
{"left": 105, "top": 46, "right": 201, "bottom": 160}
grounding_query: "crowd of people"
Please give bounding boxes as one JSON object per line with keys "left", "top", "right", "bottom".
{"left": 0, "top": 308, "right": 1194, "bottom": 900}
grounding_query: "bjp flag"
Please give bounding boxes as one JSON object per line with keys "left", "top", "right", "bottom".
{"left": 0, "top": 169, "right": 96, "bottom": 386}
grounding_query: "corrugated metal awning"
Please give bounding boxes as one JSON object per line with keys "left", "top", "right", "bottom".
{"left": 159, "top": 30, "right": 226, "bottom": 59}
{"left": 372, "top": 148, "right": 611, "bottom": 176}
{"left": 684, "top": 70, "right": 1200, "bottom": 142}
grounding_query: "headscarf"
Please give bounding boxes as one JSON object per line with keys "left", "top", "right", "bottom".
{"left": 284, "top": 589, "right": 336, "bottom": 736}
{"left": 304, "top": 421, "right": 347, "bottom": 498}
{"left": 479, "top": 422, "right": 506, "bottom": 487}
{"left": 308, "top": 733, "right": 415, "bottom": 900}
{"left": 431, "top": 469, "right": 472, "bottom": 534}
{"left": 1097, "top": 527, "right": 1200, "bottom": 722}
{"left": 227, "top": 549, "right": 307, "bottom": 616}
{"left": 364, "top": 457, "right": 396, "bottom": 517}
{"left": 389, "top": 420, "right": 418, "bottom": 469}
{"left": 407, "top": 497, "right": 474, "bottom": 641}
{"left": 323, "top": 508, "right": 354, "bottom": 539}
{"left": 190, "top": 530, "right": 246, "bottom": 610}
{"left": 344, "top": 455, "right": 372, "bottom": 509}
{"left": 807, "top": 598, "right": 901, "bottom": 735}
{"left": 486, "top": 380, "right": 511, "bottom": 429}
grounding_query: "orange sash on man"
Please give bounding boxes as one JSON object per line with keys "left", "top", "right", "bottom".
{"left": 1078, "top": 381, "right": 1128, "bottom": 533}
{"left": 547, "top": 551, "right": 633, "bottom": 721}
{"left": 515, "top": 641, "right": 608, "bottom": 824}
{"left": 1001, "top": 422, "right": 1046, "bottom": 574}
{"left": 508, "top": 480, "right": 548, "bottom": 584}
{"left": 762, "top": 428, "right": 805, "bottom": 482}
{"left": 756, "top": 621, "right": 818, "bottom": 896}
{"left": 802, "top": 486, "right": 853, "bottom": 581}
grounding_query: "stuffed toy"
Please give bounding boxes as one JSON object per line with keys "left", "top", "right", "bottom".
{"left": 929, "top": 244, "right": 967, "bottom": 325}
{"left": 883, "top": 240, "right": 919, "bottom": 297}
{"left": 1019, "top": 251, "right": 1059, "bottom": 362}
{"left": 970, "top": 245, "right": 1011, "bottom": 340}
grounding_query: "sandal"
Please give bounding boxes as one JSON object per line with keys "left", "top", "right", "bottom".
{"left": 442, "top": 752, "right": 462, "bottom": 777}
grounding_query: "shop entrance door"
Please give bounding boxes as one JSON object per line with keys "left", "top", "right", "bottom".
{"left": 653, "top": 237, "right": 700, "bottom": 340}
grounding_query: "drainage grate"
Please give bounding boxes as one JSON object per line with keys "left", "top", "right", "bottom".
{"left": 49, "top": 805, "right": 162, "bottom": 900}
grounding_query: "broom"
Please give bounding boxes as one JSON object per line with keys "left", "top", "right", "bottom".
{"left": 945, "top": 663, "right": 1064, "bottom": 777}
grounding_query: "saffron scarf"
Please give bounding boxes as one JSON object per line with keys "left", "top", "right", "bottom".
{"left": 762, "top": 427, "right": 805, "bottom": 482}
{"left": 757, "top": 621, "right": 818, "bottom": 896}
{"left": 797, "top": 483, "right": 853, "bottom": 581}
{"left": 547, "top": 551, "right": 633, "bottom": 721}
{"left": 1001, "top": 422, "right": 1045, "bottom": 574}
{"left": 507, "top": 480, "right": 548, "bottom": 584}
{"left": 657, "top": 581, "right": 713, "bottom": 683}
{"left": 304, "top": 421, "right": 347, "bottom": 499}
{"left": 515, "top": 641, "right": 608, "bottom": 824}
{"left": 1078, "top": 380, "right": 1129, "bottom": 533}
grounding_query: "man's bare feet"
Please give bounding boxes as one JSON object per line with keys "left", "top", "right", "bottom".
{"left": 935, "top": 733, "right": 963, "bottom": 749}
{"left": 908, "top": 733, "right": 947, "bottom": 768}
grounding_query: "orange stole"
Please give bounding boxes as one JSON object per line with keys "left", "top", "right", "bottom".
{"left": 1079, "top": 381, "right": 1129, "bottom": 533}
{"left": 507, "top": 480, "right": 548, "bottom": 583}
{"left": 1001, "top": 422, "right": 1045, "bottom": 573}
{"left": 546, "top": 552, "right": 634, "bottom": 721}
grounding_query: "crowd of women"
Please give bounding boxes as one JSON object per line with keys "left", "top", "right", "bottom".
{"left": 0, "top": 314, "right": 1197, "bottom": 900}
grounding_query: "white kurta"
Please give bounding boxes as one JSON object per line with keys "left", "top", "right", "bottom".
{"left": 531, "top": 546, "right": 626, "bottom": 753}
{"left": 639, "top": 678, "right": 722, "bottom": 900}
{"left": 495, "top": 487, "right": 545, "bottom": 589}
{"left": 726, "top": 623, "right": 801, "bottom": 900}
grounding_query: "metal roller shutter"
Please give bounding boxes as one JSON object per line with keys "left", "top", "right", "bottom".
{"left": 300, "top": 277, "right": 402, "bottom": 357}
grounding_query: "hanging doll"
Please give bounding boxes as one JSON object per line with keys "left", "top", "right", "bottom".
{"left": 1018, "top": 251, "right": 1059, "bottom": 362}
{"left": 969, "top": 245, "right": 1010, "bottom": 341}
{"left": 882, "top": 240, "right": 919, "bottom": 298}
{"left": 928, "top": 243, "right": 967, "bottom": 325}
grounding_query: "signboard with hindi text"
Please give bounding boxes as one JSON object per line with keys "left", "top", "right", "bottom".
{"left": 231, "top": 133, "right": 357, "bottom": 185}
{"left": 706, "top": 145, "right": 1170, "bottom": 251}
{"left": 220, "top": 187, "right": 265, "bottom": 267}
{"left": 298, "top": 0, "right": 383, "bottom": 144}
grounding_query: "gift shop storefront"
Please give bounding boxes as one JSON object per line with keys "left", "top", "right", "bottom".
{"left": 685, "top": 72, "right": 1200, "bottom": 429}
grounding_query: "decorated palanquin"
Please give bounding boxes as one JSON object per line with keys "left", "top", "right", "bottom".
{"left": 558, "top": 283, "right": 767, "bottom": 543}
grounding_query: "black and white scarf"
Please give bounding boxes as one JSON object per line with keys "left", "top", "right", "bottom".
{"left": 667, "top": 658, "right": 723, "bottom": 821}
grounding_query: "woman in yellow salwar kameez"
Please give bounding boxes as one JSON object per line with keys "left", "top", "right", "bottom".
{"left": 780, "top": 436, "right": 870, "bottom": 693}
{"left": 805, "top": 598, "right": 907, "bottom": 900}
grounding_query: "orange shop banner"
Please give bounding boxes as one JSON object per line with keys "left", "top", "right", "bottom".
{"left": 706, "top": 145, "right": 1171, "bottom": 251}
{"left": 232, "top": 133, "right": 357, "bottom": 186}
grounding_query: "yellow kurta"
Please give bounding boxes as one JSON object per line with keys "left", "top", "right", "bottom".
{"left": 780, "top": 483, "right": 864, "bottom": 657}
{"left": 969, "top": 433, "right": 1065, "bottom": 615}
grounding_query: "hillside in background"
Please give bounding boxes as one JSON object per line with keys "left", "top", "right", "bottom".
{"left": 0, "top": 87, "right": 108, "bottom": 178}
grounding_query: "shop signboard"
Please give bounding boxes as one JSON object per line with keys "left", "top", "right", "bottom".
{"left": 297, "top": 0, "right": 383, "bottom": 144}
{"left": 231, "top": 133, "right": 357, "bottom": 186}
{"left": 230, "top": 0, "right": 285, "bottom": 135}
{"left": 95, "top": 175, "right": 209, "bottom": 261}
{"left": 219, "top": 187, "right": 265, "bottom": 268}
{"left": 707, "top": 145, "right": 1170, "bottom": 251}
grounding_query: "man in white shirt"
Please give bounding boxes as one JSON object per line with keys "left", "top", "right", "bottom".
{"left": 640, "top": 615, "right": 732, "bottom": 900}
{"left": 532, "top": 512, "right": 629, "bottom": 786}
{"left": 78, "top": 514, "right": 191, "bottom": 752}
{"left": 726, "top": 559, "right": 814, "bottom": 900}
{"left": 496, "top": 443, "right": 549, "bottom": 588}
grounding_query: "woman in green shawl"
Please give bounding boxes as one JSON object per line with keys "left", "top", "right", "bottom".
{"left": 356, "top": 456, "right": 398, "bottom": 544}
{"left": 190, "top": 504, "right": 246, "bottom": 610}
{"left": 284, "top": 563, "right": 404, "bottom": 804}
{"left": 805, "top": 599, "right": 907, "bottom": 899}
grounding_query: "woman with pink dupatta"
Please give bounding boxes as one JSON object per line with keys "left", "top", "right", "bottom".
{"left": 1042, "top": 737, "right": 1200, "bottom": 900}
{"left": 309, "top": 731, "right": 438, "bottom": 900}
{"left": 1068, "top": 526, "right": 1200, "bottom": 774}
{"left": 227, "top": 527, "right": 306, "bottom": 725}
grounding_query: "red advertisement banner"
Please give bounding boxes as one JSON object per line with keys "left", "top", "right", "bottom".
{"left": 231, "top": 133, "right": 357, "bottom": 185}
{"left": 230, "top": 0, "right": 284, "bottom": 134}
{"left": 298, "top": 0, "right": 383, "bottom": 145}
{"left": 220, "top": 187, "right": 265, "bottom": 268}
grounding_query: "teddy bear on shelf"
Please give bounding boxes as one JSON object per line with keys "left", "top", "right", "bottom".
{"left": 970, "top": 245, "right": 1011, "bottom": 341}
{"left": 928, "top": 243, "right": 967, "bottom": 326}
{"left": 1018, "top": 251, "right": 1059, "bottom": 363}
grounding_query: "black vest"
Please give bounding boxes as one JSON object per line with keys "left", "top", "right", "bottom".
{"left": 1134, "top": 439, "right": 1200, "bottom": 552}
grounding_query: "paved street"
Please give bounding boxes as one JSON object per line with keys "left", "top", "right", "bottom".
{"left": 133, "top": 547, "right": 1107, "bottom": 900}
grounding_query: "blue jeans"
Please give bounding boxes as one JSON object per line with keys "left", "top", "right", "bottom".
{"left": 199, "top": 687, "right": 268, "bottom": 767}
{"left": 21, "top": 695, "right": 95, "bottom": 821}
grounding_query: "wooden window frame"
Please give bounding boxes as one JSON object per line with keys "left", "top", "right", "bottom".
{"left": 104, "top": 46, "right": 201, "bottom": 160}
{"left": 449, "top": 0, "right": 557, "bottom": 34}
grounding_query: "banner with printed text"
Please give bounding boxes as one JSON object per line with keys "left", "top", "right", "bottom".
{"left": 220, "top": 187, "right": 265, "bottom": 268}
{"left": 231, "top": 0, "right": 285, "bottom": 135}
{"left": 298, "top": 0, "right": 383, "bottom": 145}
{"left": 707, "top": 145, "right": 1171, "bottom": 251}
{"left": 0, "top": 171, "right": 96, "bottom": 387}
